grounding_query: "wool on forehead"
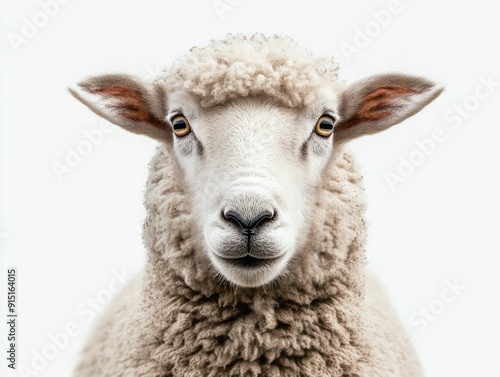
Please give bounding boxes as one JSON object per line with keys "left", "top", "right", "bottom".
{"left": 156, "top": 33, "right": 341, "bottom": 108}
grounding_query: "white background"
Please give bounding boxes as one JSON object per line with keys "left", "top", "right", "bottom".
{"left": 1, "top": 1, "right": 499, "bottom": 376}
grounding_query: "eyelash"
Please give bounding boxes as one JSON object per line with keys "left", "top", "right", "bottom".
{"left": 168, "top": 110, "right": 183, "bottom": 124}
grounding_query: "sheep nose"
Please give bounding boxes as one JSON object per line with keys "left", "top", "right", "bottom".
{"left": 223, "top": 210, "right": 275, "bottom": 236}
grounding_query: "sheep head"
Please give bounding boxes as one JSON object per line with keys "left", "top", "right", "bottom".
{"left": 69, "top": 35, "right": 442, "bottom": 288}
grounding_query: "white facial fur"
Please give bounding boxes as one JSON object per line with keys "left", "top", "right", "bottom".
{"left": 70, "top": 71, "right": 440, "bottom": 288}
{"left": 71, "top": 70, "right": 440, "bottom": 288}
{"left": 167, "top": 91, "right": 340, "bottom": 287}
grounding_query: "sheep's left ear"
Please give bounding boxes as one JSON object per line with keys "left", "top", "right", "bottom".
{"left": 69, "top": 74, "right": 170, "bottom": 141}
{"left": 335, "top": 73, "right": 443, "bottom": 142}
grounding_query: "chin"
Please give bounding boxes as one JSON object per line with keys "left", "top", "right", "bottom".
{"left": 211, "top": 253, "right": 289, "bottom": 288}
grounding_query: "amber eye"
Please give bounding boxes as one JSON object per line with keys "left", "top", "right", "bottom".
{"left": 171, "top": 115, "right": 191, "bottom": 137}
{"left": 315, "top": 115, "right": 336, "bottom": 137}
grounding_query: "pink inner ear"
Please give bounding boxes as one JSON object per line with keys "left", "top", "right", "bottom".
{"left": 357, "top": 86, "right": 417, "bottom": 122}
{"left": 334, "top": 85, "right": 419, "bottom": 138}
{"left": 90, "top": 85, "right": 164, "bottom": 129}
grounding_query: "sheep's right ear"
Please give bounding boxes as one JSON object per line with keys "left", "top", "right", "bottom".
{"left": 69, "top": 74, "right": 170, "bottom": 141}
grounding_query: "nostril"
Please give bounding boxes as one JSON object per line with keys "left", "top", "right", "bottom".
{"left": 223, "top": 209, "right": 276, "bottom": 235}
{"left": 248, "top": 211, "right": 274, "bottom": 230}
{"left": 223, "top": 210, "right": 247, "bottom": 229}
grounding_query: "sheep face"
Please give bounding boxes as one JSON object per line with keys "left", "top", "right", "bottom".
{"left": 70, "top": 69, "right": 442, "bottom": 288}
{"left": 166, "top": 91, "right": 340, "bottom": 287}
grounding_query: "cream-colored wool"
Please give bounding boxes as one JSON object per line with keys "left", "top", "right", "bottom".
{"left": 158, "top": 34, "right": 341, "bottom": 108}
{"left": 70, "top": 34, "right": 442, "bottom": 377}
{"left": 74, "top": 145, "right": 421, "bottom": 377}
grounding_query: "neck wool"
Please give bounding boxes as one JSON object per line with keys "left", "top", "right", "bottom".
{"left": 140, "top": 143, "right": 370, "bottom": 377}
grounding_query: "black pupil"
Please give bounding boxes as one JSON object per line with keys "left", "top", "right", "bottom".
{"left": 173, "top": 120, "right": 186, "bottom": 130}
{"left": 320, "top": 119, "right": 334, "bottom": 130}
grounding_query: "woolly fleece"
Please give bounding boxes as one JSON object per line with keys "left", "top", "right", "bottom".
{"left": 157, "top": 34, "right": 341, "bottom": 107}
{"left": 73, "top": 34, "right": 423, "bottom": 377}
{"left": 74, "top": 145, "right": 422, "bottom": 377}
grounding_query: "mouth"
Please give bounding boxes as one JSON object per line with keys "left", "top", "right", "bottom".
{"left": 215, "top": 254, "right": 282, "bottom": 269}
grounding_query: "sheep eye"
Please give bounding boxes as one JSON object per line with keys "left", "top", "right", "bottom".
{"left": 171, "top": 115, "right": 191, "bottom": 137}
{"left": 315, "top": 115, "right": 336, "bottom": 137}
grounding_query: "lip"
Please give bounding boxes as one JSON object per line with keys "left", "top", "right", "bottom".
{"left": 215, "top": 254, "right": 282, "bottom": 269}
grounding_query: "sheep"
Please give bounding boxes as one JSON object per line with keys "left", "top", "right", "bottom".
{"left": 69, "top": 34, "right": 442, "bottom": 377}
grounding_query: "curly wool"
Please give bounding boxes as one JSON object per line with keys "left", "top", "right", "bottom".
{"left": 74, "top": 144, "right": 422, "bottom": 377}
{"left": 73, "top": 35, "right": 423, "bottom": 377}
{"left": 157, "top": 34, "right": 341, "bottom": 107}
{"left": 140, "top": 146, "right": 367, "bottom": 376}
